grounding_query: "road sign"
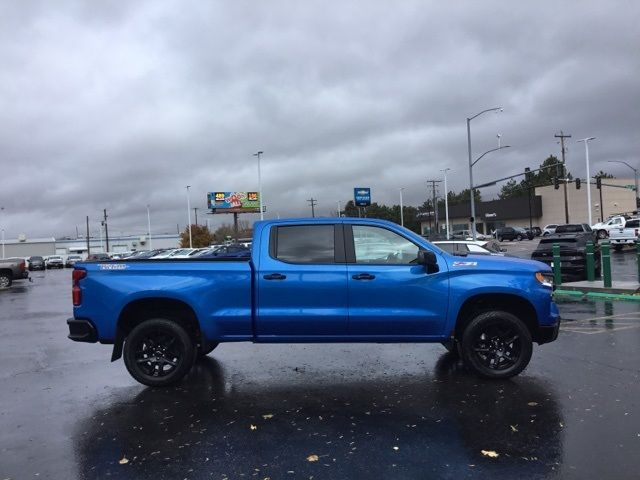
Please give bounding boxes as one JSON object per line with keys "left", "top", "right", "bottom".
{"left": 354, "top": 187, "right": 371, "bottom": 207}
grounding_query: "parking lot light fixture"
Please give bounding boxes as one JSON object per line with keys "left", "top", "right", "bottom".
{"left": 607, "top": 158, "right": 638, "bottom": 209}
{"left": 467, "top": 107, "right": 503, "bottom": 240}
{"left": 441, "top": 168, "right": 451, "bottom": 239}
{"left": 147, "top": 204, "right": 152, "bottom": 251}
{"left": 254, "top": 151, "right": 264, "bottom": 220}
{"left": 578, "top": 137, "right": 596, "bottom": 226}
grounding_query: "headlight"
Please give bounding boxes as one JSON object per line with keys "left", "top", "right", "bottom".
{"left": 536, "top": 271, "right": 553, "bottom": 288}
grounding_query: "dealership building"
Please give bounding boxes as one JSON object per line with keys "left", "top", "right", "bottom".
{"left": 421, "top": 178, "right": 637, "bottom": 236}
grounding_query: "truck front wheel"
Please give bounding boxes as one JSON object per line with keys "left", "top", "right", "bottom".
{"left": 597, "top": 229, "right": 608, "bottom": 239}
{"left": 0, "top": 272, "right": 12, "bottom": 289}
{"left": 123, "top": 318, "right": 196, "bottom": 387}
{"left": 460, "top": 311, "right": 532, "bottom": 379}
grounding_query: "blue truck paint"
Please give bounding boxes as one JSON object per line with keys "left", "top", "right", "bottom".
{"left": 69, "top": 217, "right": 559, "bottom": 384}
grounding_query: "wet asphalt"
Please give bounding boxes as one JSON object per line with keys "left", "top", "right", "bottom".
{"left": 1, "top": 263, "right": 639, "bottom": 480}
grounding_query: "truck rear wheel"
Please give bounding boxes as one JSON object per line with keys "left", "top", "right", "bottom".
{"left": 597, "top": 229, "right": 608, "bottom": 239}
{"left": 123, "top": 318, "right": 196, "bottom": 387}
{"left": 460, "top": 311, "right": 532, "bottom": 379}
{"left": 0, "top": 272, "right": 12, "bottom": 289}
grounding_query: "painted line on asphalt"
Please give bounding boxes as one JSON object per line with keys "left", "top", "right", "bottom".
{"left": 561, "top": 324, "right": 640, "bottom": 335}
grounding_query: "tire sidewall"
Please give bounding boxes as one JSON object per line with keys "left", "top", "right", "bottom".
{"left": 123, "top": 318, "right": 196, "bottom": 387}
{"left": 460, "top": 311, "right": 533, "bottom": 379}
{"left": 0, "top": 273, "right": 11, "bottom": 288}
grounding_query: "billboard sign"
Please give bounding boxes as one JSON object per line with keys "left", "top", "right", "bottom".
{"left": 354, "top": 187, "right": 371, "bottom": 207}
{"left": 207, "top": 192, "right": 261, "bottom": 213}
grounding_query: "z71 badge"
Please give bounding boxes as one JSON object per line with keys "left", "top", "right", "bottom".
{"left": 452, "top": 261, "right": 477, "bottom": 267}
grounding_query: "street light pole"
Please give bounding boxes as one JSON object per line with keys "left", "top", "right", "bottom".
{"left": 467, "top": 107, "right": 503, "bottom": 240}
{"left": 399, "top": 188, "right": 405, "bottom": 227}
{"left": 0, "top": 206, "right": 4, "bottom": 259}
{"left": 337, "top": 200, "right": 342, "bottom": 217}
{"left": 253, "top": 151, "right": 264, "bottom": 220}
{"left": 578, "top": 137, "right": 596, "bottom": 226}
{"left": 186, "top": 186, "right": 192, "bottom": 248}
{"left": 146, "top": 204, "right": 152, "bottom": 251}
{"left": 441, "top": 168, "right": 451, "bottom": 239}
{"left": 608, "top": 159, "right": 639, "bottom": 209}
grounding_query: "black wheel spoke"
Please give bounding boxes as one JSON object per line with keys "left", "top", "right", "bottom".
{"left": 133, "top": 331, "right": 183, "bottom": 378}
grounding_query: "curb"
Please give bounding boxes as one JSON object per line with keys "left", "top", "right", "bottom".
{"left": 554, "top": 289, "right": 640, "bottom": 301}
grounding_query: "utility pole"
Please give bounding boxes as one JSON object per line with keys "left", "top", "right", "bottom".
{"left": 102, "top": 209, "right": 110, "bottom": 253}
{"left": 426, "top": 180, "right": 442, "bottom": 234}
{"left": 193, "top": 207, "right": 199, "bottom": 226}
{"left": 555, "top": 131, "right": 572, "bottom": 223}
{"left": 307, "top": 198, "right": 317, "bottom": 218}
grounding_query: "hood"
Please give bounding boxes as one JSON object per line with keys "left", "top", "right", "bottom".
{"left": 443, "top": 251, "right": 551, "bottom": 273}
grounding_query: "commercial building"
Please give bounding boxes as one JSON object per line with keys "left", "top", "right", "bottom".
{"left": 1, "top": 234, "right": 180, "bottom": 259}
{"left": 420, "top": 177, "right": 636, "bottom": 235}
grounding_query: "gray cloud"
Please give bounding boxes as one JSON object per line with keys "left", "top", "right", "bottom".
{"left": 0, "top": 0, "right": 638, "bottom": 237}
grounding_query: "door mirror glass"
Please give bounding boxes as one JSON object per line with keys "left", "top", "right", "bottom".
{"left": 417, "top": 249, "right": 439, "bottom": 273}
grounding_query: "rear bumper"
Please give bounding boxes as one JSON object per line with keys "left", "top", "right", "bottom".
{"left": 67, "top": 318, "right": 98, "bottom": 343}
{"left": 610, "top": 239, "right": 636, "bottom": 245}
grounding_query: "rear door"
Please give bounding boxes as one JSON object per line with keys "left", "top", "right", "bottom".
{"left": 256, "top": 223, "right": 348, "bottom": 338}
{"left": 345, "top": 224, "right": 448, "bottom": 337}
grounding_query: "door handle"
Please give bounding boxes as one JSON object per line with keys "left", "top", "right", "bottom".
{"left": 352, "top": 273, "right": 376, "bottom": 280}
{"left": 263, "top": 273, "right": 286, "bottom": 280}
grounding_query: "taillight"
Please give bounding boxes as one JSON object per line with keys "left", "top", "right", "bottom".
{"left": 19, "top": 261, "right": 26, "bottom": 272}
{"left": 72, "top": 269, "right": 87, "bottom": 306}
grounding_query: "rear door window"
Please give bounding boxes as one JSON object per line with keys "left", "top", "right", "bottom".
{"left": 274, "top": 225, "right": 336, "bottom": 264}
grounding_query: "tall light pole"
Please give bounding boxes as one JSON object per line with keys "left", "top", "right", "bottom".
{"left": 337, "top": 200, "right": 342, "bottom": 217}
{"left": 146, "top": 204, "right": 152, "bottom": 251}
{"left": 578, "top": 137, "right": 596, "bottom": 226}
{"left": 608, "top": 159, "right": 638, "bottom": 209}
{"left": 186, "top": 186, "right": 193, "bottom": 248}
{"left": 399, "top": 188, "right": 405, "bottom": 227}
{"left": 441, "top": 168, "right": 451, "bottom": 239}
{"left": 467, "top": 107, "right": 503, "bottom": 240}
{"left": 253, "top": 151, "right": 264, "bottom": 220}
{"left": 0, "top": 206, "right": 4, "bottom": 259}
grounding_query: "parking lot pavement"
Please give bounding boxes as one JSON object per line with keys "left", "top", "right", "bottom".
{"left": 1, "top": 269, "right": 640, "bottom": 479}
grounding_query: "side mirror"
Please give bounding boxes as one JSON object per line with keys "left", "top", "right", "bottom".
{"left": 500, "top": 248, "right": 507, "bottom": 252}
{"left": 417, "top": 249, "right": 439, "bottom": 273}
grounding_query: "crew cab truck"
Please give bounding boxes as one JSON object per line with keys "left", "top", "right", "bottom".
{"left": 609, "top": 218, "right": 640, "bottom": 251}
{"left": 67, "top": 218, "right": 560, "bottom": 387}
{"left": 0, "top": 257, "right": 29, "bottom": 288}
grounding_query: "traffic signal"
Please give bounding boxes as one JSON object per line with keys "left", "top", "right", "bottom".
{"left": 596, "top": 177, "right": 602, "bottom": 189}
{"left": 524, "top": 167, "right": 532, "bottom": 183}
{"left": 554, "top": 177, "right": 559, "bottom": 190}
{"left": 576, "top": 178, "right": 581, "bottom": 189}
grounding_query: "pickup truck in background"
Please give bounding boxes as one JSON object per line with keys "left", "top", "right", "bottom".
{"left": 591, "top": 215, "right": 629, "bottom": 239}
{"left": 67, "top": 218, "right": 559, "bottom": 387}
{"left": 0, "top": 258, "right": 29, "bottom": 288}
{"left": 609, "top": 218, "right": 640, "bottom": 251}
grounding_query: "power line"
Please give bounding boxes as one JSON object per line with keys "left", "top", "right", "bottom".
{"left": 307, "top": 198, "right": 317, "bottom": 218}
{"left": 426, "top": 180, "right": 442, "bottom": 232}
{"left": 555, "top": 131, "right": 572, "bottom": 223}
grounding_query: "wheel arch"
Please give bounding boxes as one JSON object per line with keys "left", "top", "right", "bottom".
{"left": 111, "top": 297, "right": 202, "bottom": 361}
{"left": 454, "top": 293, "right": 538, "bottom": 341}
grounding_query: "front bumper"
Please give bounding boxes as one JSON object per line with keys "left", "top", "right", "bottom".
{"left": 67, "top": 318, "right": 98, "bottom": 343}
{"left": 536, "top": 321, "right": 560, "bottom": 344}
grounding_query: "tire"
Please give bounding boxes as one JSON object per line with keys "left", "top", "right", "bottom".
{"left": 460, "top": 311, "right": 533, "bottom": 379}
{"left": 498, "top": 236, "right": 503, "bottom": 242}
{"left": 197, "top": 342, "right": 219, "bottom": 358}
{"left": 123, "top": 318, "right": 196, "bottom": 387}
{"left": 516, "top": 234, "right": 523, "bottom": 241}
{"left": 0, "top": 272, "right": 12, "bottom": 289}
{"left": 597, "top": 230, "right": 608, "bottom": 239}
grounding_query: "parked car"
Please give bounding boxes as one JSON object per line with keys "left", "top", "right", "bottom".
{"left": 515, "top": 227, "right": 535, "bottom": 240}
{"left": 432, "top": 241, "right": 504, "bottom": 256}
{"left": 591, "top": 215, "right": 630, "bottom": 239}
{"left": 542, "top": 224, "right": 558, "bottom": 236}
{"left": 554, "top": 223, "right": 595, "bottom": 238}
{"left": 451, "top": 229, "right": 488, "bottom": 240}
{"left": 0, "top": 257, "right": 29, "bottom": 288}
{"left": 45, "top": 255, "right": 64, "bottom": 269}
{"left": 28, "top": 256, "right": 45, "bottom": 271}
{"left": 199, "top": 245, "right": 251, "bottom": 258}
{"left": 609, "top": 218, "right": 640, "bottom": 251}
{"left": 494, "top": 227, "right": 525, "bottom": 242}
{"left": 531, "top": 234, "right": 600, "bottom": 280}
{"left": 525, "top": 227, "right": 542, "bottom": 237}
{"left": 65, "top": 255, "right": 83, "bottom": 268}
{"left": 86, "top": 253, "right": 110, "bottom": 261}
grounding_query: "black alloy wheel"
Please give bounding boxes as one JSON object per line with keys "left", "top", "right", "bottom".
{"left": 0, "top": 273, "right": 11, "bottom": 289}
{"left": 123, "top": 318, "right": 196, "bottom": 387}
{"left": 516, "top": 234, "right": 523, "bottom": 241}
{"left": 460, "top": 311, "right": 532, "bottom": 379}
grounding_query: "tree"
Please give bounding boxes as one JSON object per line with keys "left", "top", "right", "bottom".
{"left": 594, "top": 170, "right": 614, "bottom": 179}
{"left": 212, "top": 221, "right": 253, "bottom": 243}
{"left": 446, "top": 189, "right": 481, "bottom": 206}
{"left": 531, "top": 155, "right": 566, "bottom": 186}
{"left": 179, "top": 224, "right": 215, "bottom": 248}
{"left": 498, "top": 179, "right": 527, "bottom": 199}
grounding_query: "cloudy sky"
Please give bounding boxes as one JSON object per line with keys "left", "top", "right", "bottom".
{"left": 1, "top": 0, "right": 638, "bottom": 238}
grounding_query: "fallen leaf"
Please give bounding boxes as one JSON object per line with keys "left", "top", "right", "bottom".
{"left": 250, "top": 425, "right": 257, "bottom": 431}
{"left": 510, "top": 425, "right": 518, "bottom": 432}
{"left": 118, "top": 457, "right": 129, "bottom": 465}
{"left": 306, "top": 455, "right": 319, "bottom": 462}
{"left": 481, "top": 450, "right": 499, "bottom": 458}
{"left": 262, "top": 414, "right": 274, "bottom": 420}
{"left": 527, "top": 402, "right": 538, "bottom": 406}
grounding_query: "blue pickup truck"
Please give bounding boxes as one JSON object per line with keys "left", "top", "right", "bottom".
{"left": 68, "top": 218, "right": 559, "bottom": 386}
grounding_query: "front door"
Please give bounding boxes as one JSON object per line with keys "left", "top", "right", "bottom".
{"left": 256, "top": 223, "right": 349, "bottom": 338}
{"left": 346, "top": 224, "right": 449, "bottom": 338}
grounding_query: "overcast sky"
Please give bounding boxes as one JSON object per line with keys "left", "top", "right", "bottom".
{"left": 1, "top": 0, "right": 638, "bottom": 238}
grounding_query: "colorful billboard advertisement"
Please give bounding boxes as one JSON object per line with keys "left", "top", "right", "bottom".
{"left": 207, "top": 192, "right": 261, "bottom": 213}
